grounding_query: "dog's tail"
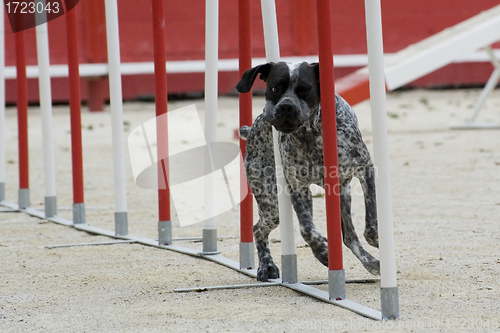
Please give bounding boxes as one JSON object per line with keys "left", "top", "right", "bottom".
{"left": 239, "top": 126, "right": 251, "bottom": 140}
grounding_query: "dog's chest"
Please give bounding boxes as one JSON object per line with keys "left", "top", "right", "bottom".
{"left": 280, "top": 127, "right": 325, "bottom": 187}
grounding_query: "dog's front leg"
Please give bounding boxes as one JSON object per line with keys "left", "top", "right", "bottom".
{"left": 253, "top": 216, "right": 280, "bottom": 282}
{"left": 290, "top": 186, "right": 329, "bottom": 266}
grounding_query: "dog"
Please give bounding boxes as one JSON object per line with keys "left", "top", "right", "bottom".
{"left": 236, "top": 62, "right": 380, "bottom": 282}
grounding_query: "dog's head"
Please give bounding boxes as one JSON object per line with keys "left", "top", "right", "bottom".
{"left": 236, "top": 62, "right": 320, "bottom": 134}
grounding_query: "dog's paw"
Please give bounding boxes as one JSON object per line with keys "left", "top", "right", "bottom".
{"left": 256, "top": 262, "right": 280, "bottom": 282}
{"left": 364, "top": 228, "right": 379, "bottom": 248}
{"left": 364, "top": 259, "right": 380, "bottom": 276}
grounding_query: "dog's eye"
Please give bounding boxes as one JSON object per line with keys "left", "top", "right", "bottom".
{"left": 271, "top": 86, "right": 279, "bottom": 94}
{"left": 296, "top": 84, "right": 312, "bottom": 98}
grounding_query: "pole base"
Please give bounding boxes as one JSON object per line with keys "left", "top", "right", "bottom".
{"left": 114, "top": 212, "right": 128, "bottom": 236}
{"left": 18, "top": 188, "right": 30, "bottom": 210}
{"left": 158, "top": 220, "right": 172, "bottom": 246}
{"left": 381, "top": 286, "right": 399, "bottom": 320}
{"left": 44, "top": 196, "right": 57, "bottom": 218}
{"left": 200, "top": 229, "right": 220, "bottom": 255}
{"left": 239, "top": 242, "right": 255, "bottom": 270}
{"left": 281, "top": 254, "right": 298, "bottom": 284}
{"left": 329, "top": 269, "right": 346, "bottom": 300}
{"left": 73, "top": 203, "right": 86, "bottom": 225}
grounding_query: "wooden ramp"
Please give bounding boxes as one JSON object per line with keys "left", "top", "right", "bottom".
{"left": 336, "top": 4, "right": 500, "bottom": 105}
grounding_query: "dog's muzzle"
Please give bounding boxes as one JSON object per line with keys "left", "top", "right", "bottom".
{"left": 269, "top": 102, "right": 303, "bottom": 133}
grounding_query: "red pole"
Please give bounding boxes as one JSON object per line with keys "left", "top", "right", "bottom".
{"left": 238, "top": 0, "right": 253, "bottom": 244}
{"left": 15, "top": 31, "right": 29, "bottom": 192}
{"left": 151, "top": 0, "right": 170, "bottom": 223}
{"left": 316, "top": 0, "right": 343, "bottom": 271}
{"left": 65, "top": 6, "right": 85, "bottom": 206}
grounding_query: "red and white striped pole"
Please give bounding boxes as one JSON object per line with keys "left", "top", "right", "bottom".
{"left": 261, "top": 0, "right": 298, "bottom": 284}
{"left": 316, "top": 0, "right": 346, "bottom": 300}
{"left": 151, "top": 0, "right": 172, "bottom": 246}
{"left": 104, "top": 0, "right": 129, "bottom": 236}
{"left": 35, "top": 0, "right": 58, "bottom": 218}
{"left": 364, "top": 0, "right": 399, "bottom": 319}
{"left": 65, "top": 4, "right": 85, "bottom": 224}
{"left": 238, "top": 0, "right": 255, "bottom": 270}
{"left": 15, "top": 27, "right": 29, "bottom": 210}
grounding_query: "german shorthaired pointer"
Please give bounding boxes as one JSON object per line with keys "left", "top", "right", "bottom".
{"left": 236, "top": 62, "right": 380, "bottom": 282}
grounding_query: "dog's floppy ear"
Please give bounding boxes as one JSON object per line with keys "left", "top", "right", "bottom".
{"left": 236, "top": 63, "right": 274, "bottom": 93}
{"left": 310, "top": 62, "right": 320, "bottom": 98}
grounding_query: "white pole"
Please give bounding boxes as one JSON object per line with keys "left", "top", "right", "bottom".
{"left": 202, "top": 0, "right": 219, "bottom": 253}
{"left": 104, "top": 0, "right": 128, "bottom": 236}
{"left": 261, "top": 0, "right": 297, "bottom": 282}
{"left": 35, "top": 0, "right": 57, "bottom": 217}
{"left": 364, "top": 0, "right": 399, "bottom": 319}
{"left": 0, "top": 0, "right": 5, "bottom": 201}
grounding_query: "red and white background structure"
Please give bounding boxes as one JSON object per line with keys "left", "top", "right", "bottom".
{"left": 1, "top": 0, "right": 499, "bottom": 109}
{"left": 1, "top": 0, "right": 500, "bottom": 321}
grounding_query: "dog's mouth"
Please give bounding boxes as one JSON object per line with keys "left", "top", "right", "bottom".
{"left": 273, "top": 120, "right": 300, "bottom": 133}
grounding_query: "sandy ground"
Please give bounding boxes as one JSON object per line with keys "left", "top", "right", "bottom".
{"left": 1, "top": 88, "right": 500, "bottom": 332}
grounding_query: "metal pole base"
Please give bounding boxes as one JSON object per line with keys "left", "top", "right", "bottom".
{"left": 73, "top": 203, "right": 86, "bottom": 225}
{"left": 381, "top": 286, "right": 399, "bottom": 320}
{"left": 18, "top": 188, "right": 30, "bottom": 210}
{"left": 329, "top": 269, "right": 346, "bottom": 300}
{"left": 239, "top": 242, "right": 255, "bottom": 270}
{"left": 200, "top": 229, "right": 220, "bottom": 255}
{"left": 114, "top": 212, "right": 128, "bottom": 236}
{"left": 0, "top": 182, "right": 4, "bottom": 201}
{"left": 281, "top": 254, "right": 298, "bottom": 284}
{"left": 44, "top": 196, "right": 57, "bottom": 218}
{"left": 158, "top": 220, "right": 172, "bottom": 246}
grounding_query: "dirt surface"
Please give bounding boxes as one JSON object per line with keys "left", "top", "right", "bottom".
{"left": 1, "top": 88, "right": 500, "bottom": 332}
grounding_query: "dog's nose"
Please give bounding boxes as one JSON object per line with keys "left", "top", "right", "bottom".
{"left": 277, "top": 102, "right": 296, "bottom": 115}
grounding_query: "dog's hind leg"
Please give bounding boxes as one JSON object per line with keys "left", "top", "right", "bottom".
{"left": 359, "top": 166, "right": 379, "bottom": 248}
{"left": 291, "top": 187, "right": 329, "bottom": 267}
{"left": 340, "top": 180, "right": 380, "bottom": 275}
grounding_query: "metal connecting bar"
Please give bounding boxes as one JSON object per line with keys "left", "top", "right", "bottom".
{"left": 46, "top": 240, "right": 137, "bottom": 249}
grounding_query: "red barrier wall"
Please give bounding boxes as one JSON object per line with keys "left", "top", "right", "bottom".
{"left": 3, "top": 0, "right": 499, "bottom": 104}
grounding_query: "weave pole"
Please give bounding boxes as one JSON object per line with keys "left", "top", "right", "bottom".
{"left": 104, "top": 0, "right": 129, "bottom": 236}
{"left": 0, "top": 1, "right": 5, "bottom": 202}
{"left": 35, "top": 0, "right": 57, "bottom": 217}
{"left": 316, "top": 0, "right": 346, "bottom": 300}
{"left": 260, "top": 0, "right": 298, "bottom": 283}
{"left": 151, "top": 0, "right": 172, "bottom": 246}
{"left": 364, "top": 0, "right": 399, "bottom": 320}
{"left": 238, "top": 0, "right": 255, "bottom": 270}
{"left": 15, "top": 26, "right": 30, "bottom": 210}
{"left": 65, "top": 5, "right": 85, "bottom": 224}
{"left": 202, "top": 0, "right": 219, "bottom": 254}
